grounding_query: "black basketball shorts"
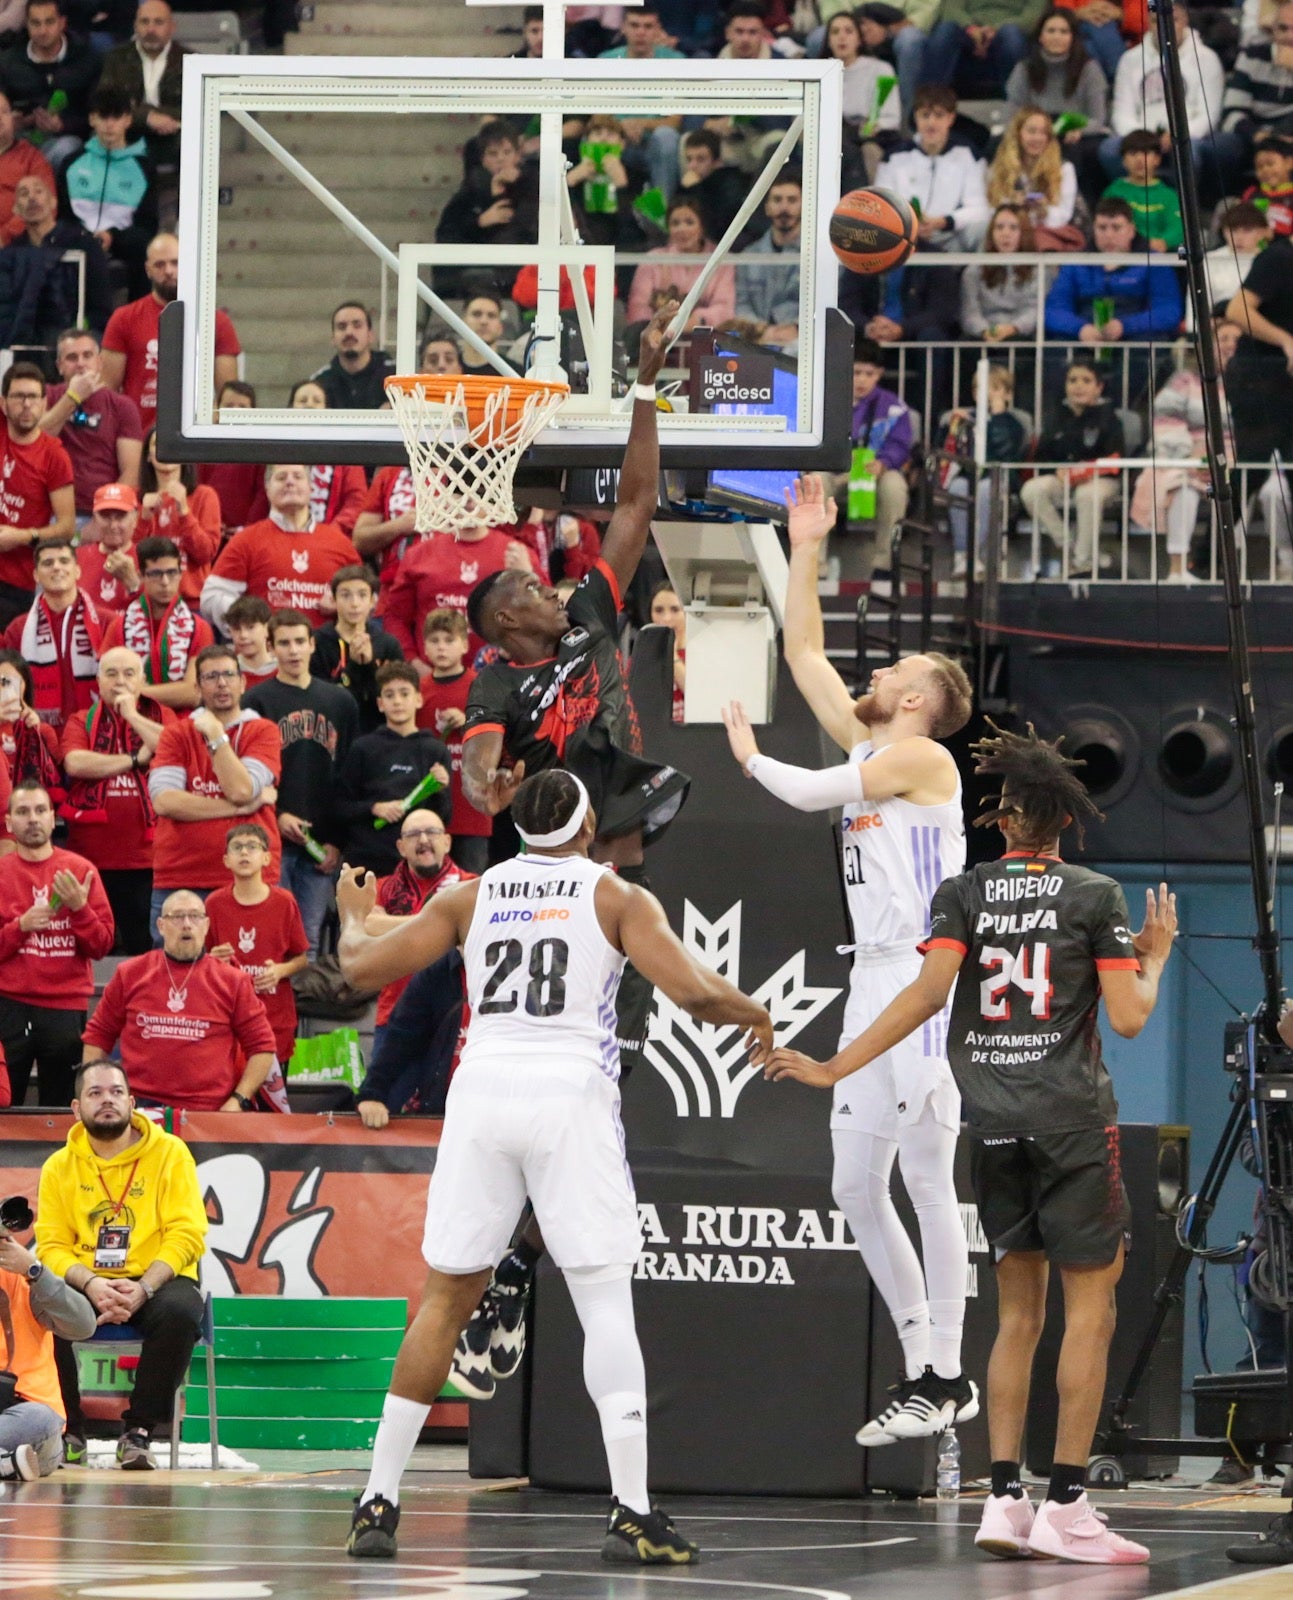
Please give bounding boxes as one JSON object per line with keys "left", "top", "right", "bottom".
{"left": 970, "top": 1126, "right": 1132, "bottom": 1267}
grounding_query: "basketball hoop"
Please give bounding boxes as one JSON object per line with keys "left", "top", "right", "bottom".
{"left": 385, "top": 373, "right": 569, "bottom": 536}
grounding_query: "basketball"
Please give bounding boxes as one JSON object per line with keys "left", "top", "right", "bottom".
{"left": 829, "top": 187, "right": 917, "bottom": 275}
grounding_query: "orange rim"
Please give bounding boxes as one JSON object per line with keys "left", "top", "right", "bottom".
{"left": 386, "top": 373, "right": 569, "bottom": 431}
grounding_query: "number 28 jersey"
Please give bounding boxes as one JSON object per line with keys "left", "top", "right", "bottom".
{"left": 923, "top": 853, "right": 1139, "bottom": 1138}
{"left": 460, "top": 852, "right": 626, "bottom": 1080}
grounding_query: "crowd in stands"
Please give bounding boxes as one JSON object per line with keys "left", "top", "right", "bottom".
{"left": 0, "top": 0, "right": 1289, "bottom": 1118}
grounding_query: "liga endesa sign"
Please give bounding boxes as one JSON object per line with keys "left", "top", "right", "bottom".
{"left": 0, "top": 1112, "right": 440, "bottom": 1318}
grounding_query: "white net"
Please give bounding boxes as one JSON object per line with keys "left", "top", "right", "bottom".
{"left": 385, "top": 376, "right": 569, "bottom": 536}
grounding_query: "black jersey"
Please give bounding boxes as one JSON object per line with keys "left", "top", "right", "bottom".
{"left": 924, "top": 852, "right": 1138, "bottom": 1138}
{"left": 463, "top": 559, "right": 689, "bottom": 843}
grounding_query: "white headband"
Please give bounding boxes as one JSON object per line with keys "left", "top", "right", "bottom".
{"left": 516, "top": 774, "right": 591, "bottom": 849}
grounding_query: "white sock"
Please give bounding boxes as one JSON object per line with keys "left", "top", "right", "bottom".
{"left": 564, "top": 1266, "right": 651, "bottom": 1516}
{"left": 893, "top": 1303, "right": 931, "bottom": 1381}
{"left": 898, "top": 1114, "right": 967, "bottom": 1381}
{"left": 928, "top": 1300, "right": 965, "bottom": 1381}
{"left": 363, "top": 1392, "right": 429, "bottom": 1506}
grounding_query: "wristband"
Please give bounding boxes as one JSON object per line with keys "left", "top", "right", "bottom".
{"left": 234, "top": 1092, "right": 254, "bottom": 1111}
{"left": 140, "top": 1280, "right": 156, "bottom": 1300}
{"left": 207, "top": 734, "right": 230, "bottom": 753}
{"left": 633, "top": 382, "right": 657, "bottom": 404}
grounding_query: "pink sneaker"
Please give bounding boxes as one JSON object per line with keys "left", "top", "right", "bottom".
{"left": 975, "top": 1492, "right": 1036, "bottom": 1558}
{"left": 1027, "top": 1495, "right": 1150, "bottom": 1564}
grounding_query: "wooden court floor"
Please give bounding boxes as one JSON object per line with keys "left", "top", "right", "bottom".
{"left": 1, "top": 1459, "right": 1290, "bottom": 1600}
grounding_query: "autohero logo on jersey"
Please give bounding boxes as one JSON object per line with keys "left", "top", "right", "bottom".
{"left": 645, "top": 898, "right": 841, "bottom": 1118}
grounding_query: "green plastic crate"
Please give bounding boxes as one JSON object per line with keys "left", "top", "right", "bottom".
{"left": 188, "top": 1355, "right": 396, "bottom": 1388}
{"left": 211, "top": 1297, "right": 406, "bottom": 1330}
{"left": 211, "top": 1326, "right": 404, "bottom": 1361}
{"left": 183, "top": 1416, "right": 381, "bottom": 1450}
{"left": 185, "top": 1386, "right": 388, "bottom": 1421}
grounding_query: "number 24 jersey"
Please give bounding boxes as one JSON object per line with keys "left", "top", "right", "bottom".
{"left": 923, "top": 853, "right": 1139, "bottom": 1139}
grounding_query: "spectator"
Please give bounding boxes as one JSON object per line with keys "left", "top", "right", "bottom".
{"left": 334, "top": 660, "right": 451, "bottom": 878}
{"left": 1005, "top": 10, "right": 1108, "bottom": 198}
{"left": 435, "top": 120, "right": 539, "bottom": 300}
{"left": 138, "top": 428, "right": 220, "bottom": 605}
{"left": 1242, "top": 133, "right": 1293, "bottom": 234}
{"left": 875, "top": 86, "right": 991, "bottom": 250}
{"left": 418, "top": 331, "right": 463, "bottom": 376}
{"left": 100, "top": 232, "right": 242, "bottom": 435}
{"left": 201, "top": 464, "right": 361, "bottom": 635}
{"left": 312, "top": 563, "right": 403, "bottom": 735}
{"left": 649, "top": 581, "right": 686, "bottom": 723}
{"left": 1131, "top": 320, "right": 1240, "bottom": 582}
{"left": 196, "top": 380, "right": 263, "bottom": 537}
{"left": 1221, "top": 1, "right": 1293, "bottom": 187}
{"left": 83, "top": 893, "right": 275, "bottom": 1110}
{"left": 1103, "top": 129, "right": 1183, "bottom": 253}
{"left": 678, "top": 128, "right": 752, "bottom": 244}
{"left": 600, "top": 0, "right": 685, "bottom": 59}
{"left": 36, "top": 1059, "right": 207, "bottom": 1470}
{"left": 147, "top": 641, "right": 283, "bottom": 927}
{"left": 657, "top": 0, "right": 725, "bottom": 55}
{"left": 416, "top": 608, "right": 491, "bottom": 876}
{"left": 1188, "top": 202, "right": 1269, "bottom": 331}
{"left": 718, "top": 0, "right": 776, "bottom": 60}
{"left": 825, "top": 10, "right": 903, "bottom": 137}
{"left": 0, "top": 0, "right": 101, "bottom": 172}
{"left": 1048, "top": 0, "right": 1127, "bottom": 79}
{"left": 0, "top": 779, "right": 114, "bottom": 1105}
{"left": 563, "top": 113, "right": 645, "bottom": 251}
{"left": 72, "top": 482, "right": 140, "bottom": 612}
{"left": 99, "top": 535, "right": 212, "bottom": 711}
{"left": 352, "top": 456, "right": 419, "bottom": 591}
{"left": 0, "top": 87, "right": 53, "bottom": 243}
{"left": 0, "top": 1208, "right": 96, "bottom": 1480}
{"left": 941, "top": 363, "right": 1029, "bottom": 575}
{"left": 205, "top": 822, "right": 308, "bottom": 1070}
{"left": 511, "top": 503, "right": 601, "bottom": 586}
{"left": 308, "top": 301, "right": 396, "bottom": 412}
{"left": 224, "top": 594, "right": 276, "bottom": 685}
{"left": 95, "top": 0, "right": 185, "bottom": 172}
{"left": 238, "top": 382, "right": 368, "bottom": 536}
{"left": 0, "top": 172, "right": 112, "bottom": 351}
{"left": 40, "top": 327, "right": 143, "bottom": 517}
{"left": 599, "top": 9, "right": 685, "bottom": 198}
{"left": 510, "top": 3, "right": 544, "bottom": 56}
{"left": 0, "top": 647, "right": 61, "bottom": 790}
{"left": 1104, "top": 7, "right": 1225, "bottom": 193}
{"left": 922, "top": 0, "right": 1045, "bottom": 99}
{"left": 734, "top": 170, "right": 802, "bottom": 345}
{"left": 61, "top": 643, "right": 169, "bottom": 954}
{"left": 459, "top": 292, "right": 521, "bottom": 377}
{"left": 864, "top": 252, "right": 962, "bottom": 346}
{"left": 626, "top": 195, "right": 736, "bottom": 341}
{"left": 832, "top": 336, "right": 913, "bottom": 575}
{"left": 1020, "top": 356, "right": 1123, "bottom": 576}
{"left": 1044, "top": 196, "right": 1182, "bottom": 346}
{"left": 854, "top": 4, "right": 934, "bottom": 132}
{"left": 0, "top": 361, "right": 74, "bottom": 628}
{"left": 63, "top": 84, "right": 157, "bottom": 299}
{"left": 1225, "top": 227, "right": 1293, "bottom": 573}
{"left": 986, "top": 107, "right": 1081, "bottom": 247}
{"left": 1, "top": 537, "right": 101, "bottom": 728}
{"left": 244, "top": 608, "right": 356, "bottom": 958}
{"left": 961, "top": 205, "right": 1043, "bottom": 341}
{"left": 383, "top": 520, "right": 533, "bottom": 668}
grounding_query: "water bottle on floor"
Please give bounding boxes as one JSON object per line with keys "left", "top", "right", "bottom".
{"left": 936, "top": 1429, "right": 961, "bottom": 1501}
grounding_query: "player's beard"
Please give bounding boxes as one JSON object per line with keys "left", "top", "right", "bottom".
{"left": 853, "top": 691, "right": 893, "bottom": 727}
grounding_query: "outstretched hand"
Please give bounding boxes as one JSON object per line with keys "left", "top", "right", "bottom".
{"left": 785, "top": 474, "right": 836, "bottom": 549}
{"left": 1131, "top": 881, "right": 1177, "bottom": 967}
{"left": 336, "top": 865, "right": 379, "bottom": 926}
{"left": 482, "top": 758, "right": 526, "bottom": 817}
{"left": 764, "top": 1048, "right": 837, "bottom": 1088}
{"left": 721, "top": 701, "right": 760, "bottom": 772}
{"left": 637, "top": 300, "right": 679, "bottom": 387}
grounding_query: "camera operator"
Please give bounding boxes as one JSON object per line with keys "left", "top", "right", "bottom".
{"left": 0, "top": 1195, "right": 96, "bottom": 1480}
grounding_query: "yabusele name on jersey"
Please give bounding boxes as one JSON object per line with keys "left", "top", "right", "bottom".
{"left": 484, "top": 873, "right": 584, "bottom": 924}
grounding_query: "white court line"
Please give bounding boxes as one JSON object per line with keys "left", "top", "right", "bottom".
{"left": 1127, "top": 1569, "right": 1293, "bottom": 1600}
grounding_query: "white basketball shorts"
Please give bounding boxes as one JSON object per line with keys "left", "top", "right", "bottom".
{"left": 421, "top": 1053, "right": 643, "bottom": 1273}
{"left": 829, "top": 951, "right": 960, "bottom": 1140}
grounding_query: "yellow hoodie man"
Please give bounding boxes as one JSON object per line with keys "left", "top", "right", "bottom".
{"left": 35, "top": 1062, "right": 208, "bottom": 1469}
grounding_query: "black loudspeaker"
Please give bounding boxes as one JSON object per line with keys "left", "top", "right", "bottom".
{"left": 1024, "top": 1123, "right": 1189, "bottom": 1480}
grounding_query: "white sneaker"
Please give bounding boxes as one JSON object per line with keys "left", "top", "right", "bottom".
{"left": 0, "top": 1444, "right": 39, "bottom": 1481}
{"left": 1165, "top": 569, "right": 1203, "bottom": 584}
{"left": 1027, "top": 1494, "right": 1150, "bottom": 1564}
{"left": 951, "top": 552, "right": 968, "bottom": 578}
{"left": 975, "top": 1491, "right": 1036, "bottom": 1558}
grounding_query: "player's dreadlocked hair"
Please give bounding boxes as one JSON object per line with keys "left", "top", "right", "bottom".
{"left": 971, "top": 718, "right": 1104, "bottom": 849}
{"left": 513, "top": 769, "right": 585, "bottom": 840}
{"left": 466, "top": 570, "right": 509, "bottom": 645}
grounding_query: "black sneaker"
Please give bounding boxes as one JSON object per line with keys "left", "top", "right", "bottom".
{"left": 884, "top": 1368, "right": 980, "bottom": 1440}
{"left": 347, "top": 1493, "right": 400, "bottom": 1558}
{"left": 1208, "top": 1456, "right": 1258, "bottom": 1488}
{"left": 489, "top": 1276, "right": 531, "bottom": 1381}
{"left": 602, "top": 1499, "right": 699, "bottom": 1564}
{"left": 855, "top": 1376, "right": 918, "bottom": 1447}
{"left": 449, "top": 1292, "right": 498, "bottom": 1401}
{"left": 63, "top": 1433, "right": 85, "bottom": 1465}
{"left": 1227, "top": 1513, "right": 1293, "bottom": 1565}
{"left": 116, "top": 1429, "right": 155, "bottom": 1471}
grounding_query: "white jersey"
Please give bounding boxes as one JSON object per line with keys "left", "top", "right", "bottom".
{"left": 460, "top": 852, "right": 626, "bottom": 1079}
{"left": 839, "top": 740, "right": 966, "bottom": 953}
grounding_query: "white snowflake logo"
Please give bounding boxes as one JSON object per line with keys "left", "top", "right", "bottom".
{"left": 645, "top": 899, "right": 842, "bottom": 1118}
{"left": 290, "top": 548, "right": 310, "bottom": 573}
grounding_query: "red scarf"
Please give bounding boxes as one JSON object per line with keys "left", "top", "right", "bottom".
{"left": 121, "top": 592, "right": 198, "bottom": 684}
{"left": 61, "top": 699, "right": 160, "bottom": 831}
{"left": 20, "top": 590, "right": 102, "bottom": 721}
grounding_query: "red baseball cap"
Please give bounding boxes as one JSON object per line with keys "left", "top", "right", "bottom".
{"left": 93, "top": 483, "right": 138, "bottom": 512}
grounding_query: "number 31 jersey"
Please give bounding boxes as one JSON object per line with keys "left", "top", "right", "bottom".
{"left": 460, "top": 853, "right": 626, "bottom": 1080}
{"left": 923, "top": 853, "right": 1139, "bottom": 1139}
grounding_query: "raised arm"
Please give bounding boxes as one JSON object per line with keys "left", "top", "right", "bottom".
{"left": 781, "top": 476, "right": 861, "bottom": 752}
{"left": 596, "top": 302, "right": 676, "bottom": 597}
{"left": 1098, "top": 882, "right": 1176, "bottom": 1038}
{"left": 336, "top": 866, "right": 473, "bottom": 991}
